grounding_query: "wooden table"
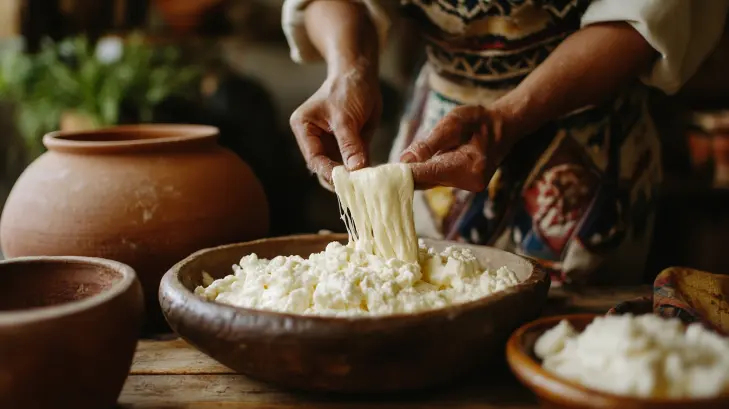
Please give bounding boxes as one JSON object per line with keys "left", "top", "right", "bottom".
{"left": 118, "top": 286, "right": 651, "bottom": 408}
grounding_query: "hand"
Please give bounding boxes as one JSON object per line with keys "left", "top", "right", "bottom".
{"left": 401, "top": 105, "right": 514, "bottom": 192}
{"left": 289, "top": 63, "right": 382, "bottom": 186}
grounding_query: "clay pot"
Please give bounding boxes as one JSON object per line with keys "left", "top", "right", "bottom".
{"left": 713, "top": 132, "right": 729, "bottom": 185}
{"left": 0, "top": 256, "right": 143, "bottom": 409}
{"left": 0, "top": 125, "right": 269, "bottom": 331}
{"left": 153, "top": 0, "right": 224, "bottom": 35}
{"left": 687, "top": 110, "right": 729, "bottom": 185}
{"left": 686, "top": 130, "right": 712, "bottom": 174}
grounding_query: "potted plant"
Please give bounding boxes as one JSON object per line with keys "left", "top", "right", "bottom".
{"left": 0, "top": 33, "right": 200, "bottom": 159}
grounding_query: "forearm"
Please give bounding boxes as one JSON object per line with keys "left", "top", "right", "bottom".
{"left": 304, "top": 1, "right": 379, "bottom": 78}
{"left": 493, "top": 22, "right": 657, "bottom": 140}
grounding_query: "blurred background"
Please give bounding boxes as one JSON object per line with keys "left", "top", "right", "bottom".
{"left": 1, "top": 0, "right": 729, "bottom": 281}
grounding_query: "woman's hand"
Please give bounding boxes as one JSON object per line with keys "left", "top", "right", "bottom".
{"left": 402, "top": 22, "right": 657, "bottom": 192}
{"left": 289, "top": 0, "right": 381, "bottom": 187}
{"left": 290, "top": 63, "right": 382, "bottom": 186}
{"left": 401, "top": 105, "right": 514, "bottom": 192}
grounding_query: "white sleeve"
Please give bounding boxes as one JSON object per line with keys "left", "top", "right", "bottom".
{"left": 282, "top": 0, "right": 395, "bottom": 64}
{"left": 581, "top": 0, "right": 729, "bottom": 95}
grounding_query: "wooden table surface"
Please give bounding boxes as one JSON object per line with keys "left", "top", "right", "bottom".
{"left": 117, "top": 286, "right": 651, "bottom": 408}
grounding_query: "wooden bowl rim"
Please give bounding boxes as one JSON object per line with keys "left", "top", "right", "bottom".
{"left": 506, "top": 313, "right": 729, "bottom": 406}
{"left": 0, "top": 256, "right": 139, "bottom": 326}
{"left": 161, "top": 233, "right": 548, "bottom": 327}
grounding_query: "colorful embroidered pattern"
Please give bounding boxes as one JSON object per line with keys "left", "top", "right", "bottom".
{"left": 390, "top": 0, "right": 662, "bottom": 285}
{"left": 403, "top": 0, "right": 590, "bottom": 87}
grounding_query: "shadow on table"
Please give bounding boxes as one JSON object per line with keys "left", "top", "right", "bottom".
{"left": 267, "top": 360, "right": 535, "bottom": 407}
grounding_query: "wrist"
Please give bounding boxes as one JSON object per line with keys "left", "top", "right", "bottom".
{"left": 327, "top": 54, "right": 378, "bottom": 83}
{"left": 303, "top": 0, "right": 380, "bottom": 84}
{"left": 489, "top": 90, "right": 534, "bottom": 143}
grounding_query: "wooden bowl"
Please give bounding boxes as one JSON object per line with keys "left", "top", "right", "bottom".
{"left": 0, "top": 256, "right": 144, "bottom": 409}
{"left": 506, "top": 314, "right": 729, "bottom": 409}
{"left": 159, "top": 233, "right": 550, "bottom": 392}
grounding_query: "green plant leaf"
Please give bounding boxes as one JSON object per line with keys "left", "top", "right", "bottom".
{"left": 1, "top": 33, "right": 202, "bottom": 147}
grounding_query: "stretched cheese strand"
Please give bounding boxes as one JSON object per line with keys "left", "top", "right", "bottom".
{"left": 332, "top": 163, "right": 419, "bottom": 264}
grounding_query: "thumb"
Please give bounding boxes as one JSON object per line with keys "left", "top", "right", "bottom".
{"left": 409, "top": 153, "right": 459, "bottom": 190}
{"left": 400, "top": 105, "right": 487, "bottom": 163}
{"left": 409, "top": 141, "right": 489, "bottom": 192}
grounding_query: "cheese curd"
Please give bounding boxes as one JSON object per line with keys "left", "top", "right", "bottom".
{"left": 535, "top": 314, "right": 729, "bottom": 399}
{"left": 195, "top": 240, "right": 519, "bottom": 316}
{"left": 196, "top": 163, "right": 520, "bottom": 316}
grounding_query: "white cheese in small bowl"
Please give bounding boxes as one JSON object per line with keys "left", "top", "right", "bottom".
{"left": 534, "top": 314, "right": 729, "bottom": 399}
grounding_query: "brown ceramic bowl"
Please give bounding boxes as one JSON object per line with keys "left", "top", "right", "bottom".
{"left": 0, "top": 256, "right": 144, "bottom": 409}
{"left": 506, "top": 314, "right": 729, "bottom": 409}
{"left": 159, "top": 233, "right": 550, "bottom": 393}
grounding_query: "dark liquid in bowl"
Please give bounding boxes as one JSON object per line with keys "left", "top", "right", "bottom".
{"left": 0, "top": 262, "right": 120, "bottom": 311}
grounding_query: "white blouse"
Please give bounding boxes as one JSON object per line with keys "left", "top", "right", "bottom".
{"left": 282, "top": 0, "right": 729, "bottom": 95}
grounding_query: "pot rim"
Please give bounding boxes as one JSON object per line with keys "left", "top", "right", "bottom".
{"left": 0, "top": 256, "right": 139, "bottom": 325}
{"left": 43, "top": 124, "right": 219, "bottom": 154}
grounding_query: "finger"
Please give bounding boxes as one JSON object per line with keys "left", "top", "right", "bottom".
{"left": 410, "top": 155, "right": 459, "bottom": 190}
{"left": 309, "top": 155, "right": 339, "bottom": 186}
{"left": 400, "top": 105, "right": 487, "bottom": 163}
{"left": 317, "top": 172, "right": 335, "bottom": 193}
{"left": 332, "top": 117, "right": 368, "bottom": 171}
{"left": 400, "top": 125, "right": 460, "bottom": 164}
{"left": 290, "top": 115, "right": 340, "bottom": 183}
{"left": 290, "top": 110, "right": 323, "bottom": 163}
{"left": 409, "top": 142, "right": 488, "bottom": 192}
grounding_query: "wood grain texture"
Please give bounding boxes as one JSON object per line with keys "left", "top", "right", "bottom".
{"left": 118, "top": 286, "right": 652, "bottom": 408}
{"left": 119, "top": 373, "right": 536, "bottom": 408}
{"left": 131, "top": 339, "right": 233, "bottom": 375}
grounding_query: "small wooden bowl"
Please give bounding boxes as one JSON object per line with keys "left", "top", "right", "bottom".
{"left": 159, "top": 233, "right": 550, "bottom": 392}
{"left": 506, "top": 314, "right": 729, "bottom": 409}
{"left": 0, "top": 256, "right": 144, "bottom": 409}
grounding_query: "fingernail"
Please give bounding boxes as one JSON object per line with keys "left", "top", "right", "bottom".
{"left": 346, "top": 154, "right": 365, "bottom": 170}
{"left": 400, "top": 152, "right": 415, "bottom": 163}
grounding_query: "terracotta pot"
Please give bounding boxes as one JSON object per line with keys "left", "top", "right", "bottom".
{"left": 153, "top": 0, "right": 224, "bottom": 35}
{"left": 0, "top": 124, "right": 269, "bottom": 331}
{"left": 0, "top": 256, "right": 143, "bottom": 409}
{"left": 713, "top": 132, "right": 729, "bottom": 185}
{"left": 686, "top": 130, "right": 713, "bottom": 173}
{"left": 687, "top": 110, "right": 729, "bottom": 184}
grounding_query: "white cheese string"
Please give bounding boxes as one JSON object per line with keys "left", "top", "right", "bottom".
{"left": 332, "top": 163, "right": 419, "bottom": 264}
{"left": 336, "top": 196, "right": 358, "bottom": 240}
{"left": 197, "top": 164, "right": 523, "bottom": 316}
